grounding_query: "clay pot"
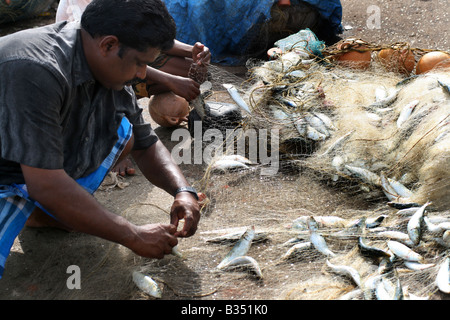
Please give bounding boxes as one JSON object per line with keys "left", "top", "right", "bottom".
{"left": 148, "top": 92, "right": 190, "bottom": 127}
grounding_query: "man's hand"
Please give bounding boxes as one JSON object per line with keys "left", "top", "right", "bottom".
{"left": 167, "top": 74, "right": 200, "bottom": 101}
{"left": 125, "top": 223, "right": 178, "bottom": 259}
{"left": 192, "top": 42, "right": 211, "bottom": 66}
{"left": 170, "top": 192, "right": 200, "bottom": 237}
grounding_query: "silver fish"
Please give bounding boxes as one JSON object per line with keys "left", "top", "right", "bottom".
{"left": 216, "top": 154, "right": 253, "bottom": 165}
{"left": 387, "top": 240, "right": 424, "bottom": 262}
{"left": 206, "top": 230, "right": 268, "bottom": 244}
{"left": 436, "top": 257, "right": 450, "bottom": 294}
{"left": 223, "top": 84, "right": 251, "bottom": 114}
{"left": 358, "top": 236, "right": 391, "bottom": 258}
{"left": 132, "top": 271, "right": 162, "bottom": 298}
{"left": 407, "top": 201, "right": 430, "bottom": 246}
{"left": 380, "top": 172, "right": 413, "bottom": 202}
{"left": 344, "top": 165, "right": 381, "bottom": 187}
{"left": 171, "top": 245, "right": 183, "bottom": 258}
{"left": 404, "top": 261, "right": 435, "bottom": 271}
{"left": 280, "top": 242, "right": 312, "bottom": 261}
{"left": 375, "top": 276, "right": 403, "bottom": 300}
{"left": 367, "top": 89, "right": 398, "bottom": 109}
{"left": 443, "top": 230, "right": 450, "bottom": 246}
{"left": 217, "top": 226, "right": 255, "bottom": 269}
{"left": 363, "top": 274, "right": 383, "bottom": 300}
{"left": 316, "top": 130, "right": 354, "bottom": 157}
{"left": 220, "top": 255, "right": 263, "bottom": 279}
{"left": 211, "top": 159, "right": 249, "bottom": 172}
{"left": 326, "top": 260, "right": 361, "bottom": 287}
{"left": 438, "top": 79, "right": 450, "bottom": 94}
{"left": 308, "top": 216, "right": 336, "bottom": 257}
{"left": 305, "top": 113, "right": 332, "bottom": 136}
{"left": 397, "top": 99, "right": 419, "bottom": 128}
{"left": 374, "top": 230, "right": 413, "bottom": 246}
{"left": 338, "top": 288, "right": 363, "bottom": 300}
{"left": 395, "top": 207, "right": 420, "bottom": 217}
{"left": 292, "top": 215, "right": 347, "bottom": 230}
{"left": 424, "top": 217, "right": 450, "bottom": 234}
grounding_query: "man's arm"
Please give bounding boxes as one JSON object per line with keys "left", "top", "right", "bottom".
{"left": 131, "top": 140, "right": 200, "bottom": 237}
{"left": 21, "top": 164, "right": 178, "bottom": 258}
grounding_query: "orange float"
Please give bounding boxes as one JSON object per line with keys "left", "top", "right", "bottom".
{"left": 378, "top": 48, "right": 416, "bottom": 75}
{"left": 334, "top": 39, "right": 372, "bottom": 70}
{"left": 415, "top": 51, "right": 450, "bottom": 74}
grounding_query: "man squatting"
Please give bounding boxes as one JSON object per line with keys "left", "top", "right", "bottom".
{"left": 0, "top": 0, "right": 207, "bottom": 278}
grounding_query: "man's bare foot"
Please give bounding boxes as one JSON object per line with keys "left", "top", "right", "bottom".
{"left": 25, "top": 207, "right": 73, "bottom": 232}
{"left": 112, "top": 157, "right": 136, "bottom": 177}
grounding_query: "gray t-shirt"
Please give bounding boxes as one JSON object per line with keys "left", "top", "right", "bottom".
{"left": 0, "top": 21, "right": 158, "bottom": 185}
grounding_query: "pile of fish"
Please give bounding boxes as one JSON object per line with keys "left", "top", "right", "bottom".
{"left": 205, "top": 200, "right": 449, "bottom": 300}
{"left": 240, "top": 49, "right": 450, "bottom": 210}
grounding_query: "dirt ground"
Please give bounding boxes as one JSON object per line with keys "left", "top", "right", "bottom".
{"left": 0, "top": 0, "right": 448, "bottom": 301}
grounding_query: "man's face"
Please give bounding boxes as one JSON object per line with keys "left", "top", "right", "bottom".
{"left": 97, "top": 43, "right": 160, "bottom": 91}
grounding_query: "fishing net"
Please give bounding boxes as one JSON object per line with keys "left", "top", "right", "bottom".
{"left": 63, "top": 40, "right": 449, "bottom": 301}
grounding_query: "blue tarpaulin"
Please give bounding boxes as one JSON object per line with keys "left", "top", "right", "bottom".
{"left": 163, "top": 0, "right": 342, "bottom": 65}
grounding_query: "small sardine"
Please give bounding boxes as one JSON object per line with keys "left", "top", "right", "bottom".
{"left": 326, "top": 260, "right": 361, "bottom": 287}
{"left": 395, "top": 207, "right": 419, "bottom": 217}
{"left": 217, "top": 226, "right": 255, "bottom": 269}
{"left": 380, "top": 172, "right": 413, "bottom": 202}
{"left": 308, "top": 217, "right": 336, "bottom": 257}
{"left": 436, "top": 257, "right": 450, "bottom": 294}
{"left": 375, "top": 276, "right": 403, "bottom": 300}
{"left": 363, "top": 274, "right": 383, "bottom": 300}
{"left": 443, "top": 230, "right": 450, "bottom": 246}
{"left": 367, "top": 89, "right": 398, "bottom": 109}
{"left": 338, "top": 288, "right": 363, "bottom": 300}
{"left": 280, "top": 242, "right": 312, "bottom": 261}
{"left": 211, "top": 159, "right": 249, "bottom": 172}
{"left": 220, "top": 255, "right": 263, "bottom": 279}
{"left": 345, "top": 165, "right": 381, "bottom": 187}
{"left": 407, "top": 201, "right": 430, "bottom": 246}
{"left": 370, "top": 230, "right": 413, "bottom": 246}
{"left": 205, "top": 230, "right": 268, "bottom": 244}
{"left": 404, "top": 261, "right": 435, "bottom": 271}
{"left": 132, "top": 271, "right": 162, "bottom": 299}
{"left": 366, "top": 215, "right": 387, "bottom": 229}
{"left": 292, "top": 215, "right": 347, "bottom": 230}
{"left": 397, "top": 99, "right": 419, "bottom": 128}
{"left": 358, "top": 236, "right": 391, "bottom": 258}
{"left": 387, "top": 240, "right": 424, "bottom": 262}
{"left": 216, "top": 154, "right": 253, "bottom": 165}
{"left": 438, "top": 79, "right": 450, "bottom": 95}
{"left": 316, "top": 130, "right": 354, "bottom": 157}
{"left": 223, "top": 84, "right": 251, "bottom": 114}
{"left": 171, "top": 245, "right": 183, "bottom": 258}
{"left": 424, "top": 217, "right": 450, "bottom": 234}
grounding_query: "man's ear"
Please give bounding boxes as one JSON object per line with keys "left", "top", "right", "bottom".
{"left": 98, "top": 35, "right": 120, "bottom": 56}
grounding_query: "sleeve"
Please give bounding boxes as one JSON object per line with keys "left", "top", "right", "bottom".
{"left": 0, "top": 60, "right": 65, "bottom": 169}
{"left": 119, "top": 86, "right": 159, "bottom": 150}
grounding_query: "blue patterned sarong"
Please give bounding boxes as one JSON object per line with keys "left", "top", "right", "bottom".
{"left": 0, "top": 117, "right": 132, "bottom": 279}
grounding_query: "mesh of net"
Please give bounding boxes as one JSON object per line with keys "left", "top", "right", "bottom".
{"left": 179, "top": 42, "right": 449, "bottom": 300}
{"left": 67, "top": 42, "right": 449, "bottom": 300}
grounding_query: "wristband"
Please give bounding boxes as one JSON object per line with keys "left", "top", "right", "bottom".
{"left": 175, "top": 186, "right": 199, "bottom": 200}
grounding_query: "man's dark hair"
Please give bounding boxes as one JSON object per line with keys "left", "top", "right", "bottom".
{"left": 81, "top": 0, "right": 176, "bottom": 53}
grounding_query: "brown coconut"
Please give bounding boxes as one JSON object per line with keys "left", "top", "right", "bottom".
{"left": 148, "top": 92, "right": 190, "bottom": 127}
